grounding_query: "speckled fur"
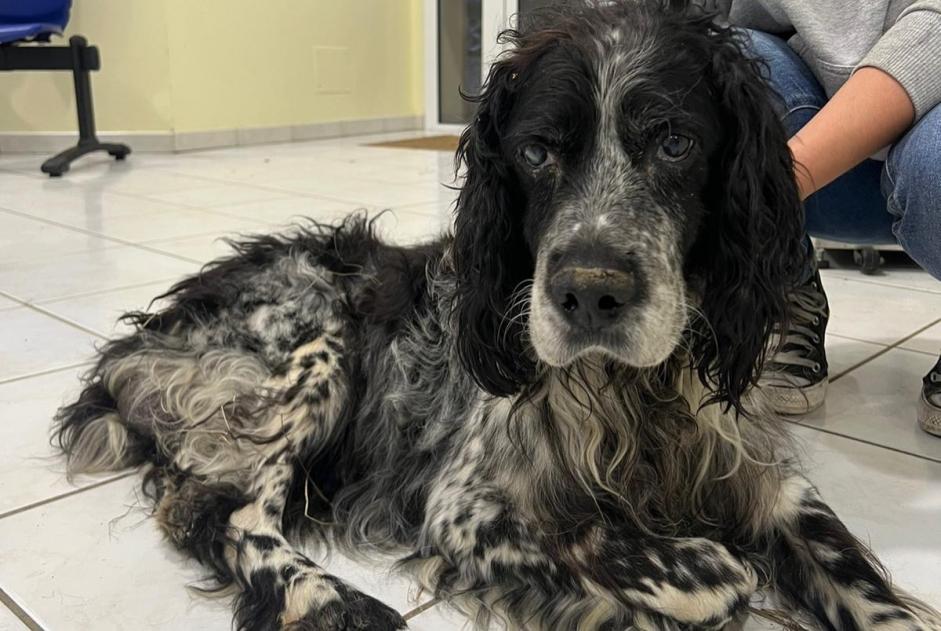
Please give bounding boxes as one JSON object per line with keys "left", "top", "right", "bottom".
{"left": 54, "top": 2, "right": 939, "bottom": 630}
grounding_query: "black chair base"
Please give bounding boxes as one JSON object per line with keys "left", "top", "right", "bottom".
{"left": 0, "top": 35, "right": 131, "bottom": 176}
{"left": 41, "top": 139, "right": 130, "bottom": 177}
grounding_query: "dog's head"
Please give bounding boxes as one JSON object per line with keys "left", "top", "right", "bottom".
{"left": 452, "top": 0, "right": 805, "bottom": 412}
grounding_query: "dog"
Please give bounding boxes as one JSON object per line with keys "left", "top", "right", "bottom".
{"left": 54, "top": 2, "right": 939, "bottom": 629}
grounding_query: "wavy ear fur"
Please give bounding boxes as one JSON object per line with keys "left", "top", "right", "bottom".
{"left": 690, "top": 24, "right": 808, "bottom": 414}
{"left": 451, "top": 41, "right": 544, "bottom": 398}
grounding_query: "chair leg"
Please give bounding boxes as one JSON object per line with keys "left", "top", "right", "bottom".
{"left": 41, "top": 36, "right": 131, "bottom": 177}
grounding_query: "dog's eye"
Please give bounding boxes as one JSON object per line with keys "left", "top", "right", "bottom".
{"left": 658, "top": 134, "right": 694, "bottom": 162}
{"left": 521, "top": 143, "right": 551, "bottom": 168}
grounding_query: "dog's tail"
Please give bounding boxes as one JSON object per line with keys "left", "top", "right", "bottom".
{"left": 53, "top": 379, "right": 136, "bottom": 477}
{"left": 53, "top": 337, "right": 157, "bottom": 477}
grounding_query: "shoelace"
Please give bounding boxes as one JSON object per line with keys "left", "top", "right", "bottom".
{"left": 767, "top": 283, "right": 828, "bottom": 375}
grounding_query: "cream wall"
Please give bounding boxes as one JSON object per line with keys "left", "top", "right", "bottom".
{"left": 0, "top": 1, "right": 174, "bottom": 132}
{"left": 0, "top": 0, "right": 424, "bottom": 135}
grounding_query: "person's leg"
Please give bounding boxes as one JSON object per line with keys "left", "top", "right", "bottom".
{"left": 883, "top": 105, "right": 941, "bottom": 436}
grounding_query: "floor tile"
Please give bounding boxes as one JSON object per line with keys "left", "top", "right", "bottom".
{"left": 0, "top": 246, "right": 199, "bottom": 303}
{"left": 821, "top": 266, "right": 941, "bottom": 296}
{"left": 138, "top": 204, "right": 449, "bottom": 265}
{"left": 0, "top": 187, "right": 178, "bottom": 227}
{"left": 0, "top": 477, "right": 425, "bottom": 631}
{"left": 0, "top": 211, "right": 119, "bottom": 266}
{"left": 0, "top": 367, "right": 122, "bottom": 517}
{"left": 802, "top": 347, "right": 941, "bottom": 461}
{"left": 0, "top": 477, "right": 232, "bottom": 631}
{"left": 790, "top": 424, "right": 941, "bottom": 602}
{"left": 143, "top": 185, "right": 302, "bottom": 209}
{"left": 262, "top": 174, "right": 453, "bottom": 209}
{"left": 139, "top": 234, "right": 239, "bottom": 264}
{"left": 38, "top": 282, "right": 174, "bottom": 337}
{"left": 900, "top": 321, "right": 941, "bottom": 357}
{"left": 57, "top": 167, "right": 221, "bottom": 197}
{"left": 0, "top": 308, "right": 99, "bottom": 382}
{"left": 53, "top": 207, "right": 265, "bottom": 244}
{"left": 181, "top": 195, "right": 372, "bottom": 230}
{"left": 372, "top": 208, "right": 451, "bottom": 245}
{"left": 826, "top": 334, "right": 888, "bottom": 377}
{"left": 0, "top": 603, "right": 28, "bottom": 631}
{"left": 822, "top": 275, "right": 941, "bottom": 347}
{"left": 0, "top": 157, "right": 43, "bottom": 174}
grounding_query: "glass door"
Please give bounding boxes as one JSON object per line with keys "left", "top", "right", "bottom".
{"left": 424, "top": 0, "right": 565, "bottom": 131}
{"left": 424, "top": 0, "right": 507, "bottom": 132}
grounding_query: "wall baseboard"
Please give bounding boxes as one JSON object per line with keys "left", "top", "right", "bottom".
{"left": 0, "top": 115, "right": 423, "bottom": 154}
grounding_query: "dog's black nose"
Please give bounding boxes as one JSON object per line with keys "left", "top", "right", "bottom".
{"left": 550, "top": 266, "right": 636, "bottom": 330}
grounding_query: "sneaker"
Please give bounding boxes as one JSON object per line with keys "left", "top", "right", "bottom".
{"left": 919, "top": 355, "right": 941, "bottom": 437}
{"left": 760, "top": 270, "right": 830, "bottom": 415}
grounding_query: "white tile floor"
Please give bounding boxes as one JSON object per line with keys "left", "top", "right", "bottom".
{"left": 0, "top": 134, "right": 939, "bottom": 630}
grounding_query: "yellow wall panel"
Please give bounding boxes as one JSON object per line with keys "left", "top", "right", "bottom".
{"left": 0, "top": 1, "right": 173, "bottom": 132}
{"left": 0, "top": 0, "right": 424, "bottom": 135}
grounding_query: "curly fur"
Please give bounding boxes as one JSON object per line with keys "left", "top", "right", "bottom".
{"left": 54, "top": 2, "right": 938, "bottom": 630}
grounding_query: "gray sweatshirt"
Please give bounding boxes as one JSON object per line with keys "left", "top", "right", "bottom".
{"left": 707, "top": 0, "right": 941, "bottom": 121}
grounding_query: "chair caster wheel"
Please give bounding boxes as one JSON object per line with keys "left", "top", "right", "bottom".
{"left": 854, "top": 247, "right": 882, "bottom": 275}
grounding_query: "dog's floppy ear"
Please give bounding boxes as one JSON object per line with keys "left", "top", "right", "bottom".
{"left": 451, "top": 54, "right": 536, "bottom": 398}
{"left": 690, "top": 26, "right": 808, "bottom": 414}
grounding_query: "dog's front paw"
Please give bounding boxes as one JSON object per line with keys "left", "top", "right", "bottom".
{"left": 636, "top": 538, "right": 757, "bottom": 628}
{"left": 306, "top": 592, "right": 408, "bottom": 631}
{"left": 249, "top": 568, "right": 408, "bottom": 631}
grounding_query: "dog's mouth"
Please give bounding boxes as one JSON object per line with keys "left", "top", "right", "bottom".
{"left": 528, "top": 277, "right": 685, "bottom": 369}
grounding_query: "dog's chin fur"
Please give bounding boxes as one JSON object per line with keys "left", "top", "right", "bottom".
{"left": 50, "top": 2, "right": 941, "bottom": 630}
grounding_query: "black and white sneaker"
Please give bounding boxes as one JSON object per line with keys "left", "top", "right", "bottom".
{"left": 760, "top": 270, "right": 830, "bottom": 415}
{"left": 919, "top": 355, "right": 941, "bottom": 437}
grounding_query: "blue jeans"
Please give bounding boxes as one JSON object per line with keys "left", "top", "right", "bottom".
{"left": 745, "top": 30, "right": 941, "bottom": 280}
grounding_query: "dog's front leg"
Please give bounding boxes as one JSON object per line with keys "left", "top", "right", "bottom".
{"left": 224, "top": 460, "right": 408, "bottom": 631}
{"left": 408, "top": 472, "right": 756, "bottom": 630}
{"left": 566, "top": 526, "right": 759, "bottom": 629}
{"left": 760, "top": 475, "right": 940, "bottom": 630}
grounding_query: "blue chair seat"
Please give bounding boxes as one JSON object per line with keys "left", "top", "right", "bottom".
{"left": 0, "top": 0, "right": 70, "bottom": 44}
{"left": 0, "top": 22, "right": 64, "bottom": 44}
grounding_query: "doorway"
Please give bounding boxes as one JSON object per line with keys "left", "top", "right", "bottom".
{"left": 423, "top": 0, "right": 563, "bottom": 133}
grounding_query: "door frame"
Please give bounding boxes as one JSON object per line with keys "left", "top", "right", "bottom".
{"left": 423, "top": 0, "right": 518, "bottom": 133}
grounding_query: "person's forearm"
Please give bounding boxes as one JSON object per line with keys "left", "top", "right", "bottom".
{"left": 788, "top": 67, "right": 915, "bottom": 201}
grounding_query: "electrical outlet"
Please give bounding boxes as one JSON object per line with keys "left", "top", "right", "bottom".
{"left": 314, "top": 46, "right": 352, "bottom": 94}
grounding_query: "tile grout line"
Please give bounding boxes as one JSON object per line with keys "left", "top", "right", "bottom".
{"left": 0, "top": 587, "right": 43, "bottom": 631}
{"left": 31, "top": 278, "right": 181, "bottom": 307}
{"left": 785, "top": 418, "right": 941, "bottom": 464}
{"left": 827, "top": 331, "right": 937, "bottom": 357}
{"left": 831, "top": 274, "right": 941, "bottom": 297}
{"left": 402, "top": 598, "right": 441, "bottom": 621}
{"left": 96, "top": 169, "right": 404, "bottom": 213}
{"left": 0, "top": 361, "right": 95, "bottom": 387}
{"left": 830, "top": 316, "right": 941, "bottom": 383}
{"left": 11, "top": 302, "right": 109, "bottom": 340}
{"left": 0, "top": 472, "right": 136, "bottom": 521}
{"left": 0, "top": 205, "right": 204, "bottom": 266}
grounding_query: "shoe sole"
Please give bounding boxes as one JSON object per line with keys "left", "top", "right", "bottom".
{"left": 762, "top": 378, "right": 828, "bottom": 416}
{"left": 918, "top": 391, "right": 941, "bottom": 437}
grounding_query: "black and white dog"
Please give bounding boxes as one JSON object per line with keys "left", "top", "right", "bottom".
{"left": 55, "top": 2, "right": 938, "bottom": 630}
